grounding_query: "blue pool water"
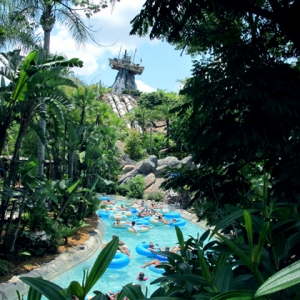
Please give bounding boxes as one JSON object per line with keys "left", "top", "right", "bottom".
{"left": 48, "top": 200, "right": 206, "bottom": 298}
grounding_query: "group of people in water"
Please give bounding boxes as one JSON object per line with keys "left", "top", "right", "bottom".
{"left": 99, "top": 199, "right": 182, "bottom": 299}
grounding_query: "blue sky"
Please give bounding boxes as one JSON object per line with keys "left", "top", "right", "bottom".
{"left": 49, "top": 0, "right": 194, "bottom": 92}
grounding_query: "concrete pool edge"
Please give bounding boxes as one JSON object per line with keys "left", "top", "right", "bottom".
{"left": 0, "top": 199, "right": 208, "bottom": 300}
{"left": 0, "top": 219, "right": 105, "bottom": 300}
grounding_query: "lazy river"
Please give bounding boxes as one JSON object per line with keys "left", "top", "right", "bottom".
{"left": 46, "top": 198, "right": 207, "bottom": 298}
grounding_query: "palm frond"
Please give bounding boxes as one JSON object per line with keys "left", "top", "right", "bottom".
{"left": 29, "top": 120, "right": 46, "bottom": 145}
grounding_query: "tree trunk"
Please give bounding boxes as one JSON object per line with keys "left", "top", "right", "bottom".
{"left": 38, "top": 5, "right": 54, "bottom": 177}
{"left": 9, "top": 191, "right": 27, "bottom": 253}
{"left": 0, "top": 115, "right": 31, "bottom": 242}
{"left": 37, "top": 101, "right": 46, "bottom": 177}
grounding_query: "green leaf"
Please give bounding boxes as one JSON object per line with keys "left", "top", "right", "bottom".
{"left": 67, "top": 180, "right": 80, "bottom": 194}
{"left": 84, "top": 236, "right": 118, "bottom": 294}
{"left": 27, "top": 286, "right": 42, "bottom": 300}
{"left": 211, "top": 291, "right": 254, "bottom": 300}
{"left": 216, "top": 233, "right": 252, "bottom": 272}
{"left": 253, "top": 222, "right": 269, "bottom": 270}
{"left": 254, "top": 260, "right": 300, "bottom": 298}
{"left": 19, "top": 277, "right": 66, "bottom": 300}
{"left": 68, "top": 281, "right": 84, "bottom": 299}
{"left": 196, "top": 241, "right": 212, "bottom": 285}
{"left": 175, "top": 226, "right": 185, "bottom": 249}
{"left": 213, "top": 263, "right": 234, "bottom": 293}
{"left": 12, "top": 50, "right": 39, "bottom": 101}
{"left": 212, "top": 209, "right": 258, "bottom": 236}
{"left": 117, "top": 284, "right": 145, "bottom": 300}
{"left": 244, "top": 211, "right": 253, "bottom": 263}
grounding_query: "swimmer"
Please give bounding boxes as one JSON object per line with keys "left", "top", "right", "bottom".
{"left": 112, "top": 235, "right": 131, "bottom": 258}
{"left": 157, "top": 215, "right": 170, "bottom": 224}
{"left": 148, "top": 241, "right": 162, "bottom": 253}
{"left": 141, "top": 259, "right": 161, "bottom": 268}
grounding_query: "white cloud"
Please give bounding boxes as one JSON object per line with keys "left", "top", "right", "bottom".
{"left": 136, "top": 80, "right": 156, "bottom": 93}
{"left": 49, "top": 0, "right": 157, "bottom": 78}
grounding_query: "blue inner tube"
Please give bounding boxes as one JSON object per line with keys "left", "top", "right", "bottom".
{"left": 98, "top": 211, "right": 111, "bottom": 218}
{"left": 100, "top": 197, "right": 108, "bottom": 200}
{"left": 149, "top": 264, "right": 165, "bottom": 274}
{"left": 169, "top": 218, "right": 186, "bottom": 227}
{"left": 155, "top": 254, "right": 168, "bottom": 261}
{"left": 135, "top": 243, "right": 156, "bottom": 257}
{"left": 164, "top": 212, "right": 181, "bottom": 219}
{"left": 108, "top": 253, "right": 130, "bottom": 269}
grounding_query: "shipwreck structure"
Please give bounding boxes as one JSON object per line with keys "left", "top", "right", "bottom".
{"left": 109, "top": 49, "right": 144, "bottom": 94}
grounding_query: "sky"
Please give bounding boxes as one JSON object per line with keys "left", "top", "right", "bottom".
{"left": 49, "top": 0, "right": 194, "bottom": 93}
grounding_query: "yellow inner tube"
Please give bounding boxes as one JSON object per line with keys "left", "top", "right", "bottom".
{"left": 127, "top": 227, "right": 149, "bottom": 233}
{"left": 112, "top": 222, "right": 128, "bottom": 229}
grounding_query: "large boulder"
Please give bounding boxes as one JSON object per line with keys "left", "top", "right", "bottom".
{"left": 144, "top": 184, "right": 154, "bottom": 193}
{"left": 118, "top": 169, "right": 139, "bottom": 185}
{"left": 144, "top": 173, "right": 156, "bottom": 189}
{"left": 122, "top": 165, "right": 135, "bottom": 173}
{"left": 155, "top": 165, "right": 168, "bottom": 178}
{"left": 179, "top": 155, "right": 193, "bottom": 168}
{"left": 149, "top": 155, "right": 158, "bottom": 168}
{"left": 135, "top": 159, "right": 156, "bottom": 174}
{"left": 157, "top": 156, "right": 180, "bottom": 168}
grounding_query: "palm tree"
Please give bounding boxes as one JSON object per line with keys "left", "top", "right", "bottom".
{"left": 9, "top": 0, "right": 117, "bottom": 176}
{"left": 0, "top": 1, "right": 40, "bottom": 51}
{"left": 0, "top": 49, "right": 83, "bottom": 246}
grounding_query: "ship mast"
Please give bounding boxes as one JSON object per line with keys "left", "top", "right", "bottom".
{"left": 132, "top": 47, "right": 137, "bottom": 64}
{"left": 118, "top": 45, "right": 122, "bottom": 59}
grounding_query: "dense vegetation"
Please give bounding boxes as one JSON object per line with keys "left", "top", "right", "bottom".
{"left": 2, "top": 0, "right": 300, "bottom": 299}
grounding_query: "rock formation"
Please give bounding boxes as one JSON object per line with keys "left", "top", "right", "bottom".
{"left": 118, "top": 155, "right": 194, "bottom": 207}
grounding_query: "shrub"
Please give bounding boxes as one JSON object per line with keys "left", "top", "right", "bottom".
{"left": 146, "top": 191, "right": 165, "bottom": 202}
{"left": 117, "top": 175, "right": 145, "bottom": 199}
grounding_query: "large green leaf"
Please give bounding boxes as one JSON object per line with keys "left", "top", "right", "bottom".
{"left": 68, "top": 281, "right": 84, "bottom": 299}
{"left": 117, "top": 284, "right": 145, "bottom": 300}
{"left": 196, "top": 241, "right": 212, "bottom": 285}
{"left": 211, "top": 291, "right": 254, "bottom": 300}
{"left": 27, "top": 286, "right": 42, "bottom": 300}
{"left": 244, "top": 211, "right": 253, "bottom": 264}
{"left": 213, "top": 263, "right": 234, "bottom": 293}
{"left": 83, "top": 236, "right": 119, "bottom": 294}
{"left": 19, "top": 277, "right": 66, "bottom": 300}
{"left": 12, "top": 50, "right": 39, "bottom": 101}
{"left": 253, "top": 222, "right": 269, "bottom": 273}
{"left": 212, "top": 209, "right": 258, "bottom": 236}
{"left": 254, "top": 260, "right": 300, "bottom": 298}
{"left": 216, "top": 233, "right": 252, "bottom": 273}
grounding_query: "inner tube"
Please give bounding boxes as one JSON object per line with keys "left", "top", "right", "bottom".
{"left": 149, "top": 264, "right": 165, "bottom": 274}
{"left": 109, "top": 214, "right": 127, "bottom": 220}
{"left": 131, "top": 204, "right": 140, "bottom": 209}
{"left": 133, "top": 219, "right": 150, "bottom": 226}
{"left": 149, "top": 218, "right": 166, "bottom": 226}
{"left": 164, "top": 212, "right": 181, "bottom": 219}
{"left": 99, "top": 197, "right": 108, "bottom": 200}
{"left": 111, "top": 222, "right": 129, "bottom": 229}
{"left": 135, "top": 243, "right": 157, "bottom": 257}
{"left": 155, "top": 254, "right": 168, "bottom": 261}
{"left": 169, "top": 218, "right": 186, "bottom": 227}
{"left": 127, "top": 227, "right": 150, "bottom": 234}
{"left": 124, "top": 211, "right": 133, "bottom": 217}
{"left": 108, "top": 253, "right": 130, "bottom": 269}
{"left": 98, "top": 211, "right": 110, "bottom": 218}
